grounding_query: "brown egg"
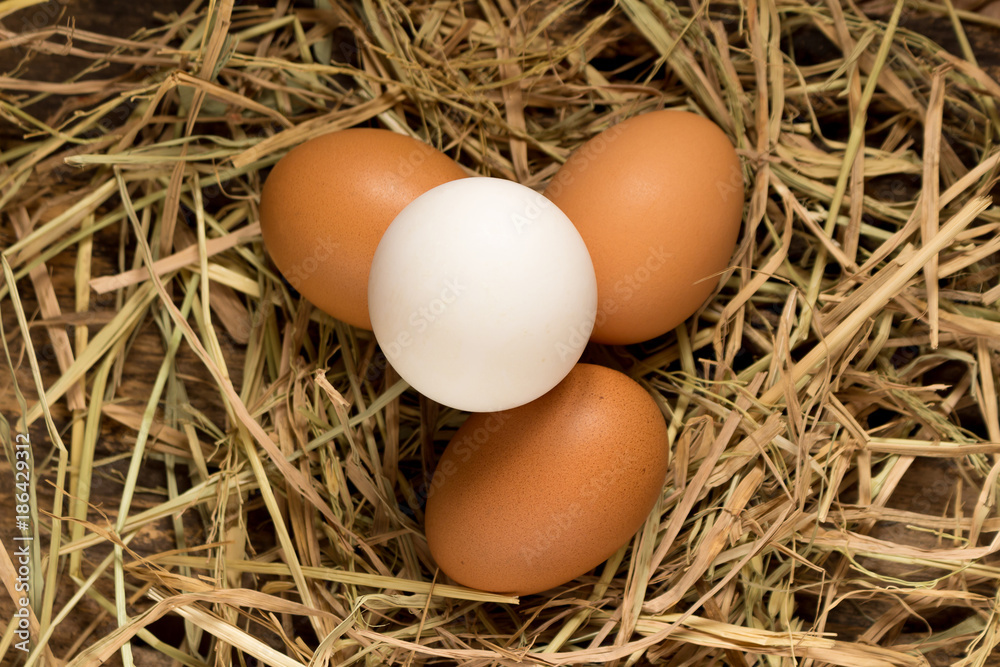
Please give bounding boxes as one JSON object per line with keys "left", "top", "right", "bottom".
{"left": 545, "top": 110, "right": 744, "bottom": 345}
{"left": 259, "top": 128, "right": 466, "bottom": 329}
{"left": 424, "top": 363, "right": 669, "bottom": 595}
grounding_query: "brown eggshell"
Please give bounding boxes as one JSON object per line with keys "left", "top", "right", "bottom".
{"left": 259, "top": 128, "right": 466, "bottom": 329}
{"left": 545, "top": 110, "right": 744, "bottom": 345}
{"left": 424, "top": 363, "right": 669, "bottom": 596}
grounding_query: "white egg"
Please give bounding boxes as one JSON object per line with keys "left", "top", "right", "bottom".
{"left": 368, "top": 177, "right": 597, "bottom": 412}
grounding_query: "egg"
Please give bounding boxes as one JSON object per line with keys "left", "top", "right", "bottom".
{"left": 259, "top": 128, "right": 466, "bottom": 329}
{"left": 545, "top": 110, "right": 744, "bottom": 345}
{"left": 424, "top": 363, "right": 669, "bottom": 595}
{"left": 368, "top": 177, "right": 597, "bottom": 412}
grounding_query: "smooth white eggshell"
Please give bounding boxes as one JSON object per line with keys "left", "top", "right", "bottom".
{"left": 368, "top": 177, "right": 597, "bottom": 412}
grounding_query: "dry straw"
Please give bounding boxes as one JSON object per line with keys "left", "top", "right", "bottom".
{"left": 1, "top": 0, "right": 1000, "bottom": 665}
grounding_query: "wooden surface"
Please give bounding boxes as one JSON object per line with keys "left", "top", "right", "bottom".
{"left": 2, "top": 1, "right": 1000, "bottom": 665}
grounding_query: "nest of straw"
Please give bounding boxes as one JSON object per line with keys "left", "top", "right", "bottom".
{"left": 2, "top": 0, "right": 1000, "bottom": 665}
